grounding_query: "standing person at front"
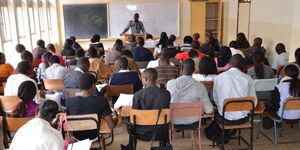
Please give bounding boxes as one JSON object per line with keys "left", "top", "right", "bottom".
{"left": 121, "top": 13, "right": 148, "bottom": 35}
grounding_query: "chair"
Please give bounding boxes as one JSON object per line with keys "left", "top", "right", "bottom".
{"left": 169, "top": 102, "right": 204, "bottom": 150}
{"left": 105, "top": 84, "right": 134, "bottom": 97}
{"left": 0, "top": 96, "right": 21, "bottom": 114}
{"left": 100, "top": 119, "right": 114, "bottom": 147}
{"left": 200, "top": 81, "right": 214, "bottom": 92}
{"left": 32, "top": 59, "right": 41, "bottom": 67}
{"left": 214, "top": 97, "right": 255, "bottom": 150}
{"left": 64, "top": 88, "right": 80, "bottom": 99}
{"left": 136, "top": 61, "right": 149, "bottom": 69}
{"left": 257, "top": 97, "right": 300, "bottom": 150}
{"left": 253, "top": 78, "right": 278, "bottom": 101}
{"left": 43, "top": 79, "right": 64, "bottom": 90}
{"left": 130, "top": 109, "right": 170, "bottom": 150}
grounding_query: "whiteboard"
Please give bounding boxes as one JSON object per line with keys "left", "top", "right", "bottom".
{"left": 109, "top": 1, "right": 179, "bottom": 37}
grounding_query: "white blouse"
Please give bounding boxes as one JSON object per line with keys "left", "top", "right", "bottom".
{"left": 192, "top": 74, "right": 217, "bottom": 82}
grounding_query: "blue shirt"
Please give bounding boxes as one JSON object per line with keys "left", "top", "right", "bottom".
{"left": 132, "top": 47, "right": 154, "bottom": 62}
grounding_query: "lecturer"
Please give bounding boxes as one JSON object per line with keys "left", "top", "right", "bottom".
{"left": 121, "top": 13, "right": 148, "bottom": 35}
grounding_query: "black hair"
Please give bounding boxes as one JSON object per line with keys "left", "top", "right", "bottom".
{"left": 46, "top": 43, "right": 56, "bottom": 52}
{"left": 237, "top": 32, "right": 247, "bottom": 42}
{"left": 169, "top": 35, "right": 176, "bottom": 42}
{"left": 295, "top": 48, "right": 300, "bottom": 66}
{"left": 156, "top": 32, "right": 168, "bottom": 48}
{"left": 69, "top": 36, "right": 76, "bottom": 41}
{"left": 128, "top": 34, "right": 136, "bottom": 43}
{"left": 49, "top": 55, "right": 60, "bottom": 64}
{"left": 275, "top": 43, "right": 286, "bottom": 54}
{"left": 15, "top": 44, "right": 26, "bottom": 53}
{"left": 21, "top": 50, "right": 33, "bottom": 62}
{"left": 43, "top": 52, "right": 52, "bottom": 68}
{"left": 137, "top": 37, "right": 145, "bottom": 47}
{"left": 88, "top": 46, "right": 98, "bottom": 58}
{"left": 252, "top": 50, "right": 265, "bottom": 79}
{"left": 17, "top": 61, "right": 32, "bottom": 75}
{"left": 146, "top": 34, "right": 153, "bottom": 39}
{"left": 165, "top": 39, "right": 174, "bottom": 47}
{"left": 182, "top": 59, "right": 195, "bottom": 74}
{"left": 91, "top": 34, "right": 101, "bottom": 43}
{"left": 199, "top": 57, "right": 217, "bottom": 76}
{"left": 79, "top": 72, "right": 97, "bottom": 90}
{"left": 188, "top": 49, "right": 198, "bottom": 58}
{"left": 121, "top": 50, "right": 133, "bottom": 58}
{"left": 76, "top": 49, "right": 85, "bottom": 58}
{"left": 229, "top": 41, "right": 237, "bottom": 49}
{"left": 230, "top": 54, "right": 245, "bottom": 69}
{"left": 37, "top": 39, "right": 45, "bottom": 47}
{"left": 116, "top": 57, "right": 128, "bottom": 70}
{"left": 64, "top": 39, "right": 73, "bottom": 49}
{"left": 77, "top": 57, "right": 90, "bottom": 72}
{"left": 183, "top": 36, "right": 193, "bottom": 44}
{"left": 160, "top": 48, "right": 171, "bottom": 61}
{"left": 253, "top": 37, "right": 263, "bottom": 47}
{"left": 0, "top": 52, "right": 5, "bottom": 64}
{"left": 142, "top": 68, "right": 158, "bottom": 82}
{"left": 113, "top": 39, "right": 123, "bottom": 52}
{"left": 191, "top": 41, "right": 200, "bottom": 49}
{"left": 38, "top": 100, "right": 59, "bottom": 121}
{"left": 284, "top": 64, "right": 300, "bottom": 97}
{"left": 217, "top": 46, "right": 232, "bottom": 67}
{"left": 193, "top": 33, "right": 200, "bottom": 40}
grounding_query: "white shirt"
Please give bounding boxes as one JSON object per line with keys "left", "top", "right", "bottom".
{"left": 4, "top": 74, "right": 42, "bottom": 104}
{"left": 9, "top": 118, "right": 64, "bottom": 150}
{"left": 45, "top": 63, "right": 70, "bottom": 79}
{"left": 272, "top": 52, "right": 289, "bottom": 70}
{"left": 144, "top": 39, "right": 158, "bottom": 48}
{"left": 230, "top": 48, "right": 245, "bottom": 58}
{"left": 213, "top": 68, "right": 257, "bottom": 120}
{"left": 192, "top": 74, "right": 217, "bottom": 82}
{"left": 147, "top": 59, "right": 175, "bottom": 68}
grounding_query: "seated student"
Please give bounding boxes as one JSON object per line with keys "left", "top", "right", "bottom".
{"left": 105, "top": 39, "right": 124, "bottom": 63}
{"left": 147, "top": 48, "right": 175, "bottom": 68}
{"left": 268, "top": 65, "right": 300, "bottom": 119}
{"left": 0, "top": 52, "right": 14, "bottom": 93}
{"left": 193, "top": 57, "right": 218, "bottom": 82}
{"left": 67, "top": 49, "right": 84, "bottom": 66}
{"left": 10, "top": 100, "right": 63, "bottom": 150}
{"left": 206, "top": 31, "right": 220, "bottom": 51}
{"left": 245, "top": 46, "right": 270, "bottom": 67}
{"left": 235, "top": 32, "right": 250, "bottom": 49}
{"left": 272, "top": 43, "right": 289, "bottom": 71}
{"left": 45, "top": 56, "right": 70, "bottom": 79}
{"left": 180, "top": 35, "right": 193, "bottom": 52}
{"left": 60, "top": 39, "right": 75, "bottom": 56}
{"left": 155, "top": 48, "right": 179, "bottom": 86}
{"left": 67, "top": 73, "right": 116, "bottom": 140}
{"left": 215, "top": 46, "right": 232, "bottom": 72}
{"left": 124, "top": 34, "right": 137, "bottom": 51}
{"left": 90, "top": 34, "right": 105, "bottom": 56}
{"left": 153, "top": 32, "right": 169, "bottom": 57}
{"left": 281, "top": 48, "right": 300, "bottom": 81}
{"left": 109, "top": 57, "right": 142, "bottom": 93}
{"left": 175, "top": 41, "right": 206, "bottom": 61}
{"left": 169, "top": 34, "right": 180, "bottom": 47}
{"left": 189, "top": 50, "right": 201, "bottom": 73}
{"left": 17, "top": 50, "right": 37, "bottom": 80}
{"left": 165, "top": 40, "right": 179, "bottom": 58}
{"left": 37, "top": 52, "right": 52, "bottom": 80}
{"left": 199, "top": 36, "right": 216, "bottom": 57}
{"left": 144, "top": 34, "right": 158, "bottom": 48}
{"left": 132, "top": 37, "right": 154, "bottom": 61}
{"left": 88, "top": 47, "right": 111, "bottom": 81}
{"left": 69, "top": 36, "right": 83, "bottom": 51}
{"left": 193, "top": 33, "right": 204, "bottom": 46}
{"left": 5, "top": 61, "right": 44, "bottom": 104}
{"left": 229, "top": 41, "right": 244, "bottom": 57}
{"left": 11, "top": 81, "right": 38, "bottom": 117}
{"left": 121, "top": 50, "right": 141, "bottom": 75}
{"left": 121, "top": 68, "right": 170, "bottom": 150}
{"left": 45, "top": 43, "right": 65, "bottom": 66}
{"left": 167, "top": 59, "right": 213, "bottom": 125}
{"left": 244, "top": 37, "right": 266, "bottom": 57}
{"left": 32, "top": 39, "right": 47, "bottom": 59}
{"left": 14, "top": 44, "right": 26, "bottom": 68}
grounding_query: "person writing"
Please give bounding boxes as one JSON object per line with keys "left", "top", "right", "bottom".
{"left": 121, "top": 13, "right": 147, "bottom": 35}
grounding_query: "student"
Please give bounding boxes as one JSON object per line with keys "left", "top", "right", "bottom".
{"left": 153, "top": 32, "right": 169, "bottom": 57}
{"left": 229, "top": 41, "right": 244, "bottom": 57}
{"left": 175, "top": 41, "right": 206, "bottom": 61}
{"left": 121, "top": 50, "right": 141, "bottom": 75}
{"left": 147, "top": 48, "right": 175, "bottom": 69}
{"left": 132, "top": 37, "right": 154, "bottom": 61}
{"left": 60, "top": 39, "right": 75, "bottom": 56}
{"left": 199, "top": 36, "right": 216, "bottom": 57}
{"left": 193, "top": 33, "right": 204, "bottom": 46}
{"left": 167, "top": 59, "right": 213, "bottom": 124}
{"left": 11, "top": 81, "right": 38, "bottom": 117}
{"left": 165, "top": 40, "right": 179, "bottom": 58}
{"left": 32, "top": 39, "right": 47, "bottom": 59}
{"left": 69, "top": 36, "right": 83, "bottom": 51}
{"left": 235, "top": 32, "right": 250, "bottom": 49}
{"left": 44, "top": 44, "right": 65, "bottom": 66}
{"left": 144, "top": 34, "right": 158, "bottom": 48}
{"left": 193, "top": 57, "right": 218, "bottom": 82}
{"left": 90, "top": 34, "right": 105, "bottom": 56}
{"left": 105, "top": 39, "right": 124, "bottom": 63}
{"left": 45, "top": 56, "right": 70, "bottom": 79}
{"left": 180, "top": 36, "right": 193, "bottom": 52}
{"left": 88, "top": 47, "right": 111, "bottom": 81}
{"left": 17, "top": 50, "right": 37, "bottom": 81}
{"left": 15, "top": 44, "right": 26, "bottom": 54}
{"left": 67, "top": 73, "right": 117, "bottom": 140}
{"left": 67, "top": 49, "right": 85, "bottom": 66}
{"left": 215, "top": 46, "right": 232, "bottom": 72}
{"left": 169, "top": 34, "right": 180, "bottom": 47}
{"left": 206, "top": 31, "right": 220, "bottom": 52}
{"left": 37, "top": 52, "right": 52, "bottom": 80}
{"left": 244, "top": 37, "right": 266, "bottom": 57}
{"left": 10, "top": 100, "right": 63, "bottom": 150}
{"left": 121, "top": 68, "right": 170, "bottom": 150}
{"left": 0, "top": 52, "right": 14, "bottom": 93}
{"left": 272, "top": 43, "right": 289, "bottom": 70}
{"left": 124, "top": 34, "right": 137, "bottom": 51}
{"left": 244, "top": 46, "right": 270, "bottom": 67}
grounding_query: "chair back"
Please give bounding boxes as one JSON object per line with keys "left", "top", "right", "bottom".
{"left": 43, "top": 79, "right": 64, "bottom": 90}
{"left": 65, "top": 114, "right": 99, "bottom": 132}
{"left": 1, "top": 116, "right": 33, "bottom": 132}
{"left": 254, "top": 78, "right": 278, "bottom": 92}
{"left": 170, "top": 102, "right": 204, "bottom": 119}
{"left": 106, "top": 84, "right": 134, "bottom": 97}
{"left": 136, "top": 61, "right": 149, "bottom": 69}
{"left": 200, "top": 81, "right": 214, "bottom": 91}
{"left": 130, "top": 109, "right": 170, "bottom": 125}
{"left": 119, "top": 106, "right": 132, "bottom": 118}
{"left": 283, "top": 97, "right": 300, "bottom": 111}
{"left": 223, "top": 97, "right": 255, "bottom": 113}
{"left": 0, "top": 96, "right": 21, "bottom": 113}
{"left": 64, "top": 88, "right": 80, "bottom": 99}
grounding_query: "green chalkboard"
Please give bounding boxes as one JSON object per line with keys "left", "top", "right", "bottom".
{"left": 63, "top": 4, "right": 108, "bottom": 39}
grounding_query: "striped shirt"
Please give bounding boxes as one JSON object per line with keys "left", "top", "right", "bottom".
{"left": 155, "top": 65, "right": 179, "bottom": 86}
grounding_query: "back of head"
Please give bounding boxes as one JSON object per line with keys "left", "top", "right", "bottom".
{"left": 199, "top": 57, "right": 217, "bottom": 76}
{"left": 0, "top": 52, "right": 5, "bottom": 64}
{"left": 38, "top": 100, "right": 59, "bottom": 121}
{"left": 218, "top": 46, "right": 232, "bottom": 67}
{"left": 75, "top": 49, "right": 85, "bottom": 58}
{"left": 15, "top": 44, "right": 26, "bottom": 53}
{"left": 88, "top": 46, "right": 98, "bottom": 58}
{"left": 43, "top": 52, "right": 53, "bottom": 67}
{"left": 275, "top": 43, "right": 286, "bottom": 54}
{"left": 17, "top": 61, "right": 32, "bottom": 75}
{"left": 253, "top": 37, "right": 263, "bottom": 47}
{"left": 191, "top": 41, "right": 200, "bottom": 49}
{"left": 237, "top": 32, "right": 247, "bottom": 42}
{"left": 169, "top": 34, "right": 176, "bottom": 42}
{"left": 36, "top": 39, "right": 45, "bottom": 48}
{"left": 77, "top": 57, "right": 90, "bottom": 72}
{"left": 137, "top": 37, "right": 145, "bottom": 47}
{"left": 182, "top": 59, "right": 195, "bottom": 75}
{"left": 91, "top": 34, "right": 101, "bottom": 43}
{"left": 188, "top": 49, "right": 198, "bottom": 59}
{"left": 193, "top": 33, "right": 200, "bottom": 40}
{"left": 21, "top": 50, "right": 33, "bottom": 62}
{"left": 284, "top": 64, "right": 300, "bottom": 97}
{"left": 156, "top": 32, "right": 168, "bottom": 48}
{"left": 146, "top": 34, "right": 153, "bottom": 40}
{"left": 160, "top": 32, "right": 168, "bottom": 39}
{"left": 79, "top": 72, "right": 97, "bottom": 90}
{"left": 253, "top": 50, "right": 264, "bottom": 63}
{"left": 46, "top": 43, "right": 56, "bottom": 52}
{"left": 253, "top": 50, "right": 265, "bottom": 79}
{"left": 142, "top": 68, "right": 158, "bottom": 82}
{"left": 49, "top": 55, "right": 60, "bottom": 64}
{"left": 183, "top": 36, "right": 193, "bottom": 44}
{"left": 230, "top": 54, "right": 245, "bottom": 69}
{"left": 113, "top": 39, "right": 123, "bottom": 51}
{"left": 165, "top": 39, "right": 174, "bottom": 48}
{"left": 295, "top": 48, "right": 300, "bottom": 66}
{"left": 64, "top": 39, "right": 73, "bottom": 49}
{"left": 121, "top": 50, "right": 133, "bottom": 58}
{"left": 69, "top": 36, "right": 76, "bottom": 42}
{"left": 160, "top": 48, "right": 171, "bottom": 60}
{"left": 18, "top": 81, "right": 36, "bottom": 101}
{"left": 229, "top": 41, "right": 237, "bottom": 49}
{"left": 116, "top": 57, "right": 128, "bottom": 70}
{"left": 128, "top": 34, "right": 136, "bottom": 43}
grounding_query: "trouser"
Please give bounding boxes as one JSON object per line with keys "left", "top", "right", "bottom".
{"left": 214, "top": 112, "right": 250, "bottom": 125}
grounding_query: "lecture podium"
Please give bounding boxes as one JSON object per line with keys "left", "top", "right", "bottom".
{"left": 122, "top": 33, "right": 146, "bottom": 42}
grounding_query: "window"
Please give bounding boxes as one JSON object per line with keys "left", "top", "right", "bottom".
{"left": 16, "top": 7, "right": 26, "bottom": 39}
{"left": 0, "top": 4, "right": 12, "bottom": 42}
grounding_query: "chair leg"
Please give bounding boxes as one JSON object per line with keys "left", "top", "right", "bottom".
{"left": 198, "top": 128, "right": 201, "bottom": 150}
{"left": 102, "top": 137, "right": 106, "bottom": 150}
{"left": 250, "top": 123, "right": 253, "bottom": 150}
{"left": 256, "top": 115, "right": 263, "bottom": 139}
{"left": 279, "top": 122, "right": 285, "bottom": 137}
{"left": 274, "top": 121, "right": 278, "bottom": 150}
{"left": 182, "top": 130, "right": 185, "bottom": 138}
{"left": 221, "top": 127, "right": 225, "bottom": 150}
{"left": 191, "top": 130, "right": 194, "bottom": 146}
{"left": 238, "top": 129, "right": 241, "bottom": 145}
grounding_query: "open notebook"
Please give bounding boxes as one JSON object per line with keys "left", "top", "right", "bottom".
{"left": 113, "top": 93, "right": 134, "bottom": 110}
{"left": 67, "top": 139, "right": 92, "bottom": 150}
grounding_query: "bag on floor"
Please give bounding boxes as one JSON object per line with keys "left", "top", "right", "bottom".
{"left": 204, "top": 121, "right": 229, "bottom": 144}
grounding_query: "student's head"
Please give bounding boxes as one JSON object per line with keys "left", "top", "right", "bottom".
{"left": 121, "top": 50, "right": 133, "bottom": 58}
{"left": 252, "top": 50, "right": 265, "bottom": 79}
{"left": 15, "top": 44, "right": 26, "bottom": 53}
{"left": 88, "top": 47, "right": 99, "bottom": 58}
{"left": 115, "top": 57, "right": 128, "bottom": 70}
{"left": 15, "top": 81, "right": 37, "bottom": 117}
{"left": 253, "top": 37, "right": 263, "bottom": 47}
{"left": 69, "top": 36, "right": 76, "bottom": 42}
{"left": 17, "top": 61, "right": 32, "bottom": 75}
{"left": 160, "top": 48, "right": 171, "bottom": 63}
{"left": 43, "top": 52, "right": 52, "bottom": 67}
{"left": 49, "top": 55, "right": 60, "bottom": 65}
{"left": 275, "top": 43, "right": 286, "bottom": 55}
{"left": 188, "top": 49, "right": 198, "bottom": 59}
{"left": 236, "top": 32, "right": 247, "bottom": 42}
{"left": 141, "top": 68, "right": 157, "bottom": 86}
{"left": 199, "top": 57, "right": 217, "bottom": 76}
{"left": 146, "top": 34, "right": 153, "bottom": 40}
{"left": 64, "top": 39, "right": 73, "bottom": 49}
{"left": 79, "top": 72, "right": 97, "bottom": 94}
{"left": 294, "top": 48, "right": 300, "bottom": 66}
{"left": 284, "top": 64, "right": 300, "bottom": 97}
{"left": 191, "top": 41, "right": 200, "bottom": 49}
{"left": 156, "top": 32, "right": 169, "bottom": 48}
{"left": 77, "top": 57, "right": 90, "bottom": 72}
{"left": 0, "top": 52, "right": 6, "bottom": 64}
{"left": 36, "top": 39, "right": 45, "bottom": 48}
{"left": 229, "top": 41, "right": 237, "bottom": 49}
{"left": 181, "top": 59, "right": 195, "bottom": 75}
{"left": 75, "top": 49, "right": 85, "bottom": 58}
{"left": 113, "top": 39, "right": 123, "bottom": 52}
{"left": 230, "top": 54, "right": 245, "bottom": 70}
{"left": 134, "top": 13, "right": 139, "bottom": 22}
{"left": 218, "top": 46, "right": 232, "bottom": 67}
{"left": 193, "top": 33, "right": 200, "bottom": 40}
{"left": 46, "top": 43, "right": 56, "bottom": 52}
{"left": 38, "top": 100, "right": 59, "bottom": 122}
{"left": 165, "top": 39, "right": 174, "bottom": 48}
{"left": 137, "top": 37, "right": 145, "bottom": 47}
{"left": 169, "top": 34, "right": 176, "bottom": 42}
{"left": 21, "top": 50, "right": 33, "bottom": 63}
{"left": 91, "top": 34, "right": 101, "bottom": 43}
{"left": 183, "top": 36, "right": 193, "bottom": 44}
{"left": 160, "top": 32, "right": 168, "bottom": 39}
{"left": 128, "top": 34, "right": 136, "bottom": 43}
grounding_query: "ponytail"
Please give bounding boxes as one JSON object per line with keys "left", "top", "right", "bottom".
{"left": 11, "top": 101, "right": 26, "bottom": 117}
{"left": 289, "top": 78, "right": 300, "bottom": 97}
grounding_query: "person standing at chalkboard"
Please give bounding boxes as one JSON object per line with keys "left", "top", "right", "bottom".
{"left": 120, "top": 13, "right": 148, "bottom": 35}
{"left": 89, "top": 34, "right": 105, "bottom": 57}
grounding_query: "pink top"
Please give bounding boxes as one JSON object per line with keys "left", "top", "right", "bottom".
{"left": 41, "top": 51, "right": 65, "bottom": 66}
{"left": 214, "top": 57, "right": 231, "bottom": 72}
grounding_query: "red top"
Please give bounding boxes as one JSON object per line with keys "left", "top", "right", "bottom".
{"left": 41, "top": 51, "right": 65, "bottom": 66}
{"left": 175, "top": 49, "right": 206, "bottom": 61}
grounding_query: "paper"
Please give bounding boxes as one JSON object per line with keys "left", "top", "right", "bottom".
{"left": 114, "top": 93, "right": 134, "bottom": 110}
{"left": 96, "top": 83, "right": 107, "bottom": 91}
{"left": 67, "top": 139, "right": 92, "bottom": 150}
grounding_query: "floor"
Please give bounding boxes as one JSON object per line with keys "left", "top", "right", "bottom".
{"left": 104, "top": 122, "right": 300, "bottom": 150}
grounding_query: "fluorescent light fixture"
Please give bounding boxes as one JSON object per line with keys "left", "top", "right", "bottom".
{"left": 126, "top": 4, "right": 137, "bottom": 12}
